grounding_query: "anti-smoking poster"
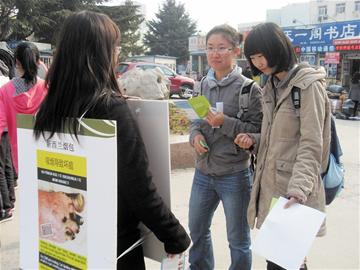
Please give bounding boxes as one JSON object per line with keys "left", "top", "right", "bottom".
{"left": 18, "top": 115, "right": 118, "bottom": 269}
{"left": 18, "top": 100, "right": 172, "bottom": 269}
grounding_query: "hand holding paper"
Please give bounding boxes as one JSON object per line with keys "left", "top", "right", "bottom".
{"left": 193, "top": 134, "right": 209, "bottom": 155}
{"left": 187, "top": 96, "right": 211, "bottom": 118}
{"left": 161, "top": 253, "right": 189, "bottom": 270}
{"left": 251, "top": 197, "right": 326, "bottom": 270}
{"left": 206, "top": 109, "right": 224, "bottom": 128}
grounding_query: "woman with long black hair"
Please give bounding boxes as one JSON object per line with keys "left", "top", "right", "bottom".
{"left": 33, "top": 10, "right": 190, "bottom": 269}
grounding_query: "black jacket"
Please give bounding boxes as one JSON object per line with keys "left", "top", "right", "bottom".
{"left": 87, "top": 94, "right": 190, "bottom": 269}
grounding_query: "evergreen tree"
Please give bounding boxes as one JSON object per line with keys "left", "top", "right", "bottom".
{"left": 96, "top": 0, "right": 145, "bottom": 61}
{"left": 143, "top": 0, "right": 197, "bottom": 64}
{"left": 0, "top": 0, "right": 40, "bottom": 40}
{"left": 0, "top": 0, "right": 16, "bottom": 40}
{"left": 33, "top": 0, "right": 106, "bottom": 44}
{"left": 0, "top": 0, "right": 107, "bottom": 43}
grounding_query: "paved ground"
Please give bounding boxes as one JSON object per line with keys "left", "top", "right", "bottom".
{"left": 1, "top": 119, "right": 359, "bottom": 270}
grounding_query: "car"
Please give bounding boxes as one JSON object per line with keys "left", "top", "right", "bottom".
{"left": 116, "top": 62, "right": 195, "bottom": 98}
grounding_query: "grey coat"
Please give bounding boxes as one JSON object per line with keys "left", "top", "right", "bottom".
{"left": 189, "top": 67, "right": 263, "bottom": 176}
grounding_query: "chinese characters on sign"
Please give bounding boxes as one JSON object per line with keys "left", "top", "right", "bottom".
{"left": 46, "top": 139, "right": 75, "bottom": 152}
{"left": 44, "top": 157, "right": 74, "bottom": 170}
{"left": 283, "top": 20, "right": 360, "bottom": 53}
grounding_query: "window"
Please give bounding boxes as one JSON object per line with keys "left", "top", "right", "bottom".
{"left": 355, "top": 1, "right": 360, "bottom": 12}
{"left": 139, "top": 64, "right": 156, "bottom": 70}
{"left": 335, "top": 3, "right": 345, "bottom": 14}
{"left": 160, "top": 66, "right": 175, "bottom": 77}
{"left": 318, "top": 5, "right": 328, "bottom": 21}
{"left": 116, "top": 64, "right": 129, "bottom": 73}
{"left": 318, "top": 5, "right": 327, "bottom": 16}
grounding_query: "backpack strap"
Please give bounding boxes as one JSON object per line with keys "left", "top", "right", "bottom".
{"left": 291, "top": 86, "right": 301, "bottom": 117}
{"left": 290, "top": 84, "right": 334, "bottom": 175}
{"left": 199, "top": 76, "right": 206, "bottom": 96}
{"left": 238, "top": 79, "right": 255, "bottom": 118}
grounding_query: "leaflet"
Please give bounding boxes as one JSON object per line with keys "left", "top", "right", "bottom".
{"left": 172, "top": 95, "right": 211, "bottom": 121}
{"left": 251, "top": 197, "right": 326, "bottom": 269}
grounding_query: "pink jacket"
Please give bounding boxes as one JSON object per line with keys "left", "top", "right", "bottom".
{"left": 0, "top": 79, "right": 47, "bottom": 173}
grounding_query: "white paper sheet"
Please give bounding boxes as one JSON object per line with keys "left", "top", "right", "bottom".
{"left": 161, "top": 253, "right": 189, "bottom": 270}
{"left": 251, "top": 197, "right": 326, "bottom": 270}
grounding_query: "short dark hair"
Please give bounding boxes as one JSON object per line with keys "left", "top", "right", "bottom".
{"left": 206, "top": 24, "right": 243, "bottom": 47}
{"left": 244, "top": 22, "right": 297, "bottom": 76}
{"left": 14, "top": 42, "right": 40, "bottom": 84}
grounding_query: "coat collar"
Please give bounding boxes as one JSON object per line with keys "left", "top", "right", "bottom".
{"left": 207, "top": 66, "right": 243, "bottom": 89}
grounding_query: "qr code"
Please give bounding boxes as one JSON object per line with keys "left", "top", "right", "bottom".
{"left": 40, "top": 223, "right": 53, "bottom": 237}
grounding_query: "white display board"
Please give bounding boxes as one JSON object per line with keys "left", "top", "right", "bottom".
{"left": 18, "top": 115, "right": 118, "bottom": 269}
{"left": 127, "top": 99, "right": 171, "bottom": 262}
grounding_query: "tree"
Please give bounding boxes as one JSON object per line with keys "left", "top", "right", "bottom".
{"left": 143, "top": 0, "right": 197, "bottom": 64}
{"left": 96, "top": 0, "right": 145, "bottom": 61}
{"left": 0, "top": 0, "right": 107, "bottom": 43}
{"left": 0, "top": 0, "right": 16, "bottom": 40}
{"left": 0, "top": 0, "right": 35, "bottom": 40}
{"left": 32, "top": 0, "right": 106, "bottom": 44}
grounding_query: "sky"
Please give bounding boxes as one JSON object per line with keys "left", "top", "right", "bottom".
{"left": 107, "top": 0, "right": 307, "bottom": 32}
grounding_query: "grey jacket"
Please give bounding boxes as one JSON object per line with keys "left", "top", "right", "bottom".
{"left": 189, "top": 67, "right": 263, "bottom": 176}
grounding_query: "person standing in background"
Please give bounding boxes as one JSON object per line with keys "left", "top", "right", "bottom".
{"left": 349, "top": 72, "right": 360, "bottom": 117}
{"left": 0, "top": 42, "right": 16, "bottom": 223}
{"left": 0, "top": 42, "right": 47, "bottom": 181}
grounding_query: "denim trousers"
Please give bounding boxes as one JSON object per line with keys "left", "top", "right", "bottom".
{"left": 0, "top": 132, "right": 15, "bottom": 215}
{"left": 188, "top": 168, "right": 252, "bottom": 270}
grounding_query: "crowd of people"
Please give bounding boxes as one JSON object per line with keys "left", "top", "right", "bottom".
{"left": 0, "top": 10, "right": 333, "bottom": 270}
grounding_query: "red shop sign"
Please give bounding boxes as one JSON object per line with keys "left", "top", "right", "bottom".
{"left": 335, "top": 45, "right": 360, "bottom": 51}
{"left": 324, "top": 52, "right": 340, "bottom": 64}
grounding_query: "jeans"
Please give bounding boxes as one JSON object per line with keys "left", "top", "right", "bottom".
{"left": 0, "top": 132, "right": 15, "bottom": 214}
{"left": 188, "top": 168, "right": 252, "bottom": 270}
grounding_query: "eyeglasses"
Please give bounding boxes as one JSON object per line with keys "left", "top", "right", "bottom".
{"left": 205, "top": 47, "right": 233, "bottom": 55}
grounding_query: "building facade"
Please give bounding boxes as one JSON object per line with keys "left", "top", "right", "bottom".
{"left": 187, "top": 0, "right": 360, "bottom": 85}
{"left": 188, "top": 35, "right": 207, "bottom": 80}
{"left": 268, "top": 0, "right": 360, "bottom": 86}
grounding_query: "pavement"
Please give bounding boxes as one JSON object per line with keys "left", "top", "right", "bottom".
{"left": 1, "top": 119, "right": 359, "bottom": 270}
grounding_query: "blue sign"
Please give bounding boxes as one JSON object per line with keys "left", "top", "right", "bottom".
{"left": 283, "top": 20, "right": 360, "bottom": 53}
